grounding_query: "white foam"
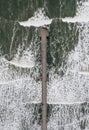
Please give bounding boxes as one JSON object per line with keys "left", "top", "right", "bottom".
{"left": 0, "top": 56, "right": 42, "bottom": 104}
{"left": 0, "top": 77, "right": 30, "bottom": 85}
{"left": 62, "top": 17, "right": 89, "bottom": 23}
{"left": 19, "top": 8, "right": 52, "bottom": 27}
{"left": 9, "top": 44, "right": 34, "bottom": 68}
{"left": 62, "top": 1, "right": 89, "bottom": 23}
{"left": 70, "top": 70, "right": 89, "bottom": 75}
{"left": 47, "top": 101, "right": 86, "bottom": 105}
{"left": 8, "top": 58, "right": 34, "bottom": 68}
{"left": 78, "top": 71, "right": 89, "bottom": 75}
{"left": 47, "top": 16, "right": 89, "bottom": 103}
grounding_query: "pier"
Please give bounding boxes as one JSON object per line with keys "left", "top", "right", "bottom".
{"left": 39, "top": 27, "right": 49, "bottom": 130}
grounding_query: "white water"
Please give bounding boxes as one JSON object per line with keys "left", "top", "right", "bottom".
{"left": 19, "top": 1, "right": 89, "bottom": 26}
{"left": 9, "top": 27, "right": 35, "bottom": 68}
{"left": 8, "top": 47, "right": 34, "bottom": 68}
{"left": 47, "top": 22, "right": 89, "bottom": 103}
{"left": 47, "top": 1, "right": 89, "bottom": 130}
{"left": 47, "top": 21, "right": 89, "bottom": 104}
{"left": 62, "top": 0, "right": 89, "bottom": 23}
{"left": 0, "top": 54, "right": 41, "bottom": 129}
{"left": 47, "top": 0, "right": 89, "bottom": 104}
{"left": 19, "top": 8, "right": 52, "bottom": 27}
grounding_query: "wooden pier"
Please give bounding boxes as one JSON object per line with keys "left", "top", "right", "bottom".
{"left": 39, "top": 27, "right": 49, "bottom": 130}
